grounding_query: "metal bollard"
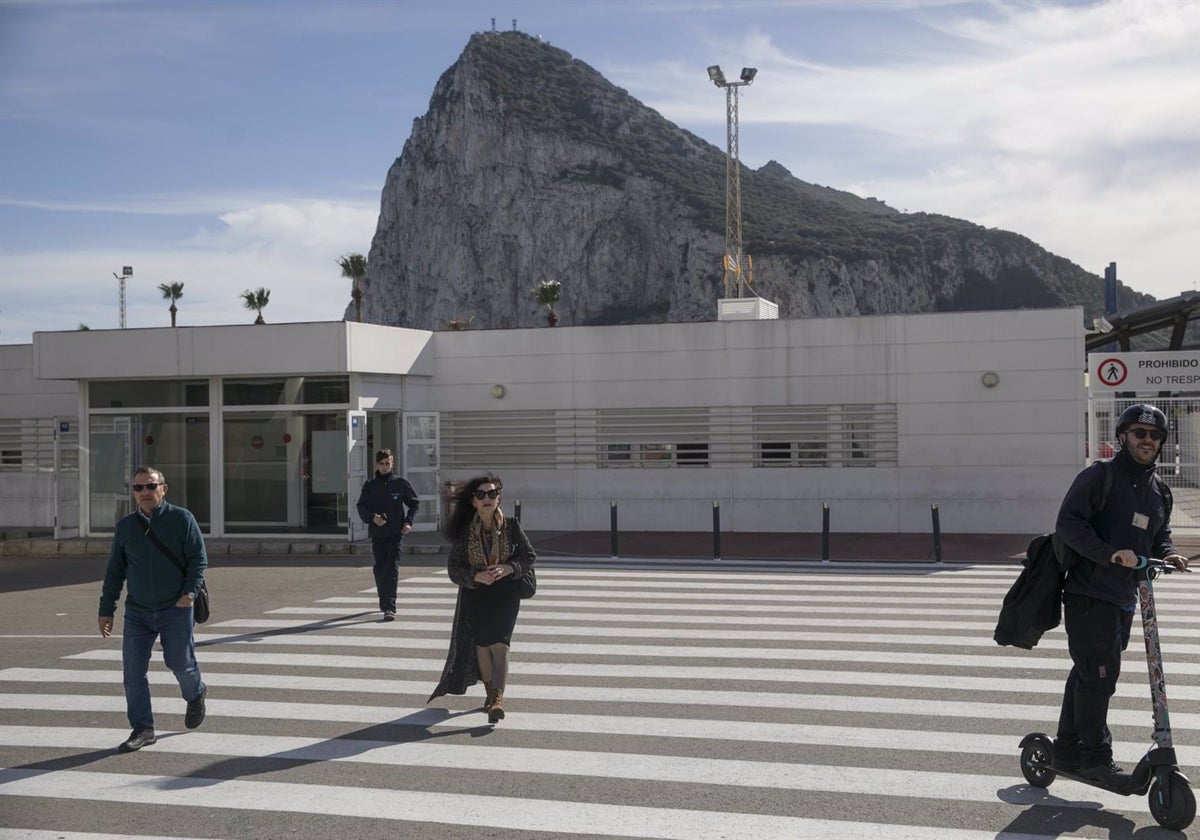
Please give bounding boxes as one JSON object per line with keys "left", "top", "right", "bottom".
{"left": 931, "top": 502, "right": 942, "bottom": 563}
{"left": 821, "top": 502, "right": 830, "bottom": 562}
{"left": 610, "top": 501, "right": 619, "bottom": 559}
{"left": 713, "top": 501, "right": 721, "bottom": 561}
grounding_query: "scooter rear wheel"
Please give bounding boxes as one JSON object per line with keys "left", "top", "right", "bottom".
{"left": 1020, "top": 739, "right": 1055, "bottom": 788}
{"left": 1149, "top": 772, "right": 1196, "bottom": 831}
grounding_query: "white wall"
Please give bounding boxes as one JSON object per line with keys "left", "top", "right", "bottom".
{"left": 415, "top": 308, "right": 1085, "bottom": 534}
{"left": 0, "top": 345, "right": 78, "bottom": 529}
{"left": 6, "top": 309, "right": 1087, "bottom": 535}
{"left": 33, "top": 321, "right": 433, "bottom": 380}
{"left": 0, "top": 345, "right": 77, "bottom": 419}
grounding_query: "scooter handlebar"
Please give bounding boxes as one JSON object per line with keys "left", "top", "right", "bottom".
{"left": 1136, "top": 556, "right": 1192, "bottom": 576}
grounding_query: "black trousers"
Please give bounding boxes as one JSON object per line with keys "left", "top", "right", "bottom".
{"left": 371, "top": 535, "right": 403, "bottom": 612}
{"left": 1056, "top": 592, "right": 1134, "bottom": 767}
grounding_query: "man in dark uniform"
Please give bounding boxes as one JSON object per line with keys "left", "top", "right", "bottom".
{"left": 1053, "top": 404, "right": 1188, "bottom": 783}
{"left": 355, "top": 449, "right": 420, "bottom": 621}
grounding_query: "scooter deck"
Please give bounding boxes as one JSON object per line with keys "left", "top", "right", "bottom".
{"left": 1040, "top": 762, "right": 1153, "bottom": 797}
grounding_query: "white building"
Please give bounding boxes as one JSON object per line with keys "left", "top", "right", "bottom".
{"left": 1, "top": 306, "right": 1086, "bottom": 538}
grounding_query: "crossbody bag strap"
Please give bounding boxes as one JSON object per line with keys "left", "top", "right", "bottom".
{"left": 145, "top": 526, "right": 185, "bottom": 574}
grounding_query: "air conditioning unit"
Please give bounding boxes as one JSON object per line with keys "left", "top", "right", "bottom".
{"left": 717, "top": 297, "right": 779, "bottom": 321}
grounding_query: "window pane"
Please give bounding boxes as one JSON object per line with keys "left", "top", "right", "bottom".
{"left": 408, "top": 471, "right": 438, "bottom": 497}
{"left": 88, "top": 413, "right": 211, "bottom": 530}
{"left": 642, "top": 443, "right": 673, "bottom": 465}
{"left": 301, "top": 377, "right": 349, "bottom": 404}
{"left": 224, "top": 413, "right": 290, "bottom": 524}
{"left": 406, "top": 415, "right": 436, "bottom": 439}
{"left": 406, "top": 442, "right": 437, "bottom": 469}
{"left": 676, "top": 442, "right": 709, "bottom": 467}
{"left": 759, "top": 441, "right": 791, "bottom": 466}
{"left": 89, "top": 380, "right": 208, "bottom": 408}
{"left": 605, "top": 443, "right": 632, "bottom": 463}
{"left": 223, "top": 377, "right": 348, "bottom": 406}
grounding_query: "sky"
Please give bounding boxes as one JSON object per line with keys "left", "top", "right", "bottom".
{"left": 1, "top": 0, "right": 1198, "bottom": 344}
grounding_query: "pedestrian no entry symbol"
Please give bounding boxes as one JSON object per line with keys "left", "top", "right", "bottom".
{"left": 1097, "top": 358, "right": 1127, "bottom": 387}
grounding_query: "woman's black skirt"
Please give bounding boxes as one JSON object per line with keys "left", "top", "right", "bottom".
{"left": 461, "top": 577, "right": 521, "bottom": 645}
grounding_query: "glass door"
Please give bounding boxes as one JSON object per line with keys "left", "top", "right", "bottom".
{"left": 88, "top": 416, "right": 133, "bottom": 530}
{"left": 402, "top": 412, "right": 439, "bottom": 530}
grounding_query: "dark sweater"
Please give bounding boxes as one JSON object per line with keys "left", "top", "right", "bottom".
{"left": 99, "top": 501, "right": 208, "bottom": 615}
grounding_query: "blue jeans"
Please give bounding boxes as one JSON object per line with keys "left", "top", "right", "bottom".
{"left": 122, "top": 601, "right": 205, "bottom": 730}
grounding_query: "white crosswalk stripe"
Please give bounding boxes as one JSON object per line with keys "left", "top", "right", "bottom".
{"left": 3, "top": 558, "right": 1199, "bottom": 838}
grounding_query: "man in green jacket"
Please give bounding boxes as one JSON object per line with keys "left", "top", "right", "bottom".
{"left": 98, "top": 466, "right": 208, "bottom": 752}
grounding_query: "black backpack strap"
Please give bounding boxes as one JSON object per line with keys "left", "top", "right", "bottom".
{"left": 1097, "top": 459, "right": 1114, "bottom": 512}
{"left": 1157, "top": 473, "right": 1174, "bottom": 522}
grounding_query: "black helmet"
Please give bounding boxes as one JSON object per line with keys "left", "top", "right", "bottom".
{"left": 1116, "top": 403, "right": 1169, "bottom": 441}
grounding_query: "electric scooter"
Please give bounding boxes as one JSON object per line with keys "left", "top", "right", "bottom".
{"left": 1020, "top": 556, "right": 1196, "bottom": 830}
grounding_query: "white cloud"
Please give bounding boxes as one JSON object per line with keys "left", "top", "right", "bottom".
{"left": 205, "top": 201, "right": 378, "bottom": 254}
{"left": 635, "top": 0, "right": 1200, "bottom": 299}
{"left": 0, "top": 199, "right": 379, "bottom": 343}
{"left": 4, "top": 0, "right": 1198, "bottom": 350}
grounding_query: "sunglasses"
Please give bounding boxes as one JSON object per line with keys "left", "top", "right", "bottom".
{"left": 131, "top": 482, "right": 161, "bottom": 492}
{"left": 472, "top": 488, "right": 501, "bottom": 500}
{"left": 1127, "top": 428, "right": 1166, "bottom": 442}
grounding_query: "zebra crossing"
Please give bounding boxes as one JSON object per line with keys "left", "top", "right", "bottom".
{"left": 2, "top": 558, "right": 1200, "bottom": 838}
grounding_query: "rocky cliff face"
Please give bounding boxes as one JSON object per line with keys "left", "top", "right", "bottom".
{"left": 357, "top": 31, "right": 1146, "bottom": 330}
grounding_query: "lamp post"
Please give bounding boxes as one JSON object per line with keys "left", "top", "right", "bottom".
{"left": 707, "top": 65, "right": 757, "bottom": 299}
{"left": 113, "top": 265, "right": 133, "bottom": 329}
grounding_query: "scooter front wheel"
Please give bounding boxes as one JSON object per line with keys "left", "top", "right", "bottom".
{"left": 1149, "top": 772, "right": 1196, "bottom": 831}
{"left": 1020, "top": 739, "right": 1056, "bottom": 788}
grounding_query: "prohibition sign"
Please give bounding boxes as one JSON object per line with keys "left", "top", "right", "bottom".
{"left": 1097, "top": 357, "right": 1127, "bottom": 387}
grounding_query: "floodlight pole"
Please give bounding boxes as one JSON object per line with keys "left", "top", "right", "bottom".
{"left": 114, "top": 266, "right": 133, "bottom": 329}
{"left": 708, "top": 66, "right": 756, "bottom": 299}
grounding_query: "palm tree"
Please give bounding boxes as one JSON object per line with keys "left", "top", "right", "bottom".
{"left": 337, "top": 253, "right": 367, "bottom": 322}
{"left": 534, "top": 279, "right": 561, "bottom": 327}
{"left": 158, "top": 281, "right": 184, "bottom": 327}
{"left": 240, "top": 287, "right": 270, "bottom": 324}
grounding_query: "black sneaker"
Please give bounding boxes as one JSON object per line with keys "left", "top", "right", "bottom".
{"left": 382, "top": 611, "right": 396, "bottom": 622}
{"left": 185, "top": 687, "right": 206, "bottom": 730}
{"left": 1078, "top": 760, "right": 1128, "bottom": 785}
{"left": 118, "top": 727, "right": 157, "bottom": 752}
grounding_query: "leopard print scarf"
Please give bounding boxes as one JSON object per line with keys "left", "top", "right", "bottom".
{"left": 466, "top": 508, "right": 508, "bottom": 572}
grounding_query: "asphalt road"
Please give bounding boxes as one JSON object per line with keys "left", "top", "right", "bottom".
{"left": 2, "top": 552, "right": 1199, "bottom": 839}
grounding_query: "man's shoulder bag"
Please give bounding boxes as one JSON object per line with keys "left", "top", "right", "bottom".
{"left": 145, "top": 527, "right": 211, "bottom": 623}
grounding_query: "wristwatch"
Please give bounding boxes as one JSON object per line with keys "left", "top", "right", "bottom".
{"left": 183, "top": 593, "right": 195, "bottom": 602}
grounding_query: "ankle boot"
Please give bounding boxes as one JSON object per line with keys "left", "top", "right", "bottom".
{"left": 487, "top": 688, "right": 505, "bottom": 723}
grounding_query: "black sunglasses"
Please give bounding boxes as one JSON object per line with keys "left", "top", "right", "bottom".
{"left": 472, "top": 488, "right": 501, "bottom": 500}
{"left": 1128, "top": 428, "right": 1166, "bottom": 442}
{"left": 131, "top": 482, "right": 161, "bottom": 492}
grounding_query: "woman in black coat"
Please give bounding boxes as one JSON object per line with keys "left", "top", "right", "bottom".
{"left": 428, "top": 472, "right": 536, "bottom": 723}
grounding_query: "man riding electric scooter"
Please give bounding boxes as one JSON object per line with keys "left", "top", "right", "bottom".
{"left": 1052, "top": 403, "right": 1188, "bottom": 783}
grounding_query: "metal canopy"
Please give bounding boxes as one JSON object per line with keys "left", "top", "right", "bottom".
{"left": 1085, "top": 290, "right": 1200, "bottom": 353}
